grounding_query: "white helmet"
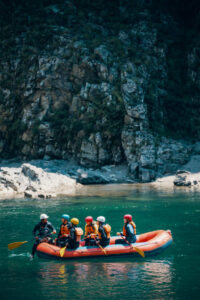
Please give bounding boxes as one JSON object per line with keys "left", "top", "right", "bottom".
{"left": 40, "top": 213, "right": 49, "bottom": 220}
{"left": 97, "top": 216, "right": 105, "bottom": 223}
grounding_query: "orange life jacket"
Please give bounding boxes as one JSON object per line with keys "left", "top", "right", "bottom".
{"left": 75, "top": 227, "right": 83, "bottom": 242}
{"left": 84, "top": 222, "right": 98, "bottom": 237}
{"left": 98, "top": 224, "right": 111, "bottom": 239}
{"left": 60, "top": 224, "right": 70, "bottom": 236}
{"left": 123, "top": 221, "right": 136, "bottom": 236}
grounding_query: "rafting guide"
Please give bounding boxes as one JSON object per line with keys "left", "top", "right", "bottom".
{"left": 31, "top": 213, "right": 56, "bottom": 258}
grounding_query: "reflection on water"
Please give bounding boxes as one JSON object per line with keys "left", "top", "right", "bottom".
{"left": 75, "top": 182, "right": 200, "bottom": 198}
{"left": 36, "top": 259, "right": 174, "bottom": 299}
{"left": 1, "top": 191, "right": 200, "bottom": 299}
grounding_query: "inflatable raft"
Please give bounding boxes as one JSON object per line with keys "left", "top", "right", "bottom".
{"left": 36, "top": 230, "right": 172, "bottom": 260}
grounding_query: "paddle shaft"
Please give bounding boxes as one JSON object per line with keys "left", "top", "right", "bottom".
{"left": 91, "top": 236, "right": 107, "bottom": 255}
{"left": 97, "top": 243, "right": 107, "bottom": 255}
{"left": 120, "top": 234, "right": 145, "bottom": 257}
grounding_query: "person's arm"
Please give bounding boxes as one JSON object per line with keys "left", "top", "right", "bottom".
{"left": 98, "top": 226, "right": 107, "bottom": 240}
{"left": 69, "top": 227, "right": 75, "bottom": 241}
{"left": 48, "top": 222, "right": 56, "bottom": 234}
{"left": 84, "top": 225, "right": 88, "bottom": 238}
{"left": 57, "top": 225, "right": 61, "bottom": 238}
{"left": 117, "top": 228, "right": 124, "bottom": 236}
{"left": 133, "top": 222, "right": 136, "bottom": 235}
{"left": 93, "top": 224, "right": 98, "bottom": 235}
{"left": 33, "top": 224, "right": 39, "bottom": 237}
{"left": 126, "top": 224, "right": 134, "bottom": 236}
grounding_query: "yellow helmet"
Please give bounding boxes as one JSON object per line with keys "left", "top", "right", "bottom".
{"left": 71, "top": 218, "right": 79, "bottom": 225}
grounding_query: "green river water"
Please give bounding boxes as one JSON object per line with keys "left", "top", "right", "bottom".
{"left": 0, "top": 185, "right": 200, "bottom": 300}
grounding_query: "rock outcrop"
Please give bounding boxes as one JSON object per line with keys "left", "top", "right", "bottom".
{"left": 0, "top": 162, "right": 78, "bottom": 198}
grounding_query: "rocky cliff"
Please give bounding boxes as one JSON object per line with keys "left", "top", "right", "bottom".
{"left": 0, "top": 0, "right": 200, "bottom": 182}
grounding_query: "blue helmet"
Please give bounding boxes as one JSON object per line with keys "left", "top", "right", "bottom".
{"left": 61, "top": 214, "right": 70, "bottom": 221}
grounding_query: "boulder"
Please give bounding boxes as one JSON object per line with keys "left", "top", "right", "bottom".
{"left": 173, "top": 170, "right": 194, "bottom": 187}
{"left": 174, "top": 179, "right": 191, "bottom": 187}
{"left": 77, "top": 170, "right": 109, "bottom": 184}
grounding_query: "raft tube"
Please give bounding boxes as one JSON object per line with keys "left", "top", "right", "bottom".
{"left": 36, "top": 230, "right": 172, "bottom": 260}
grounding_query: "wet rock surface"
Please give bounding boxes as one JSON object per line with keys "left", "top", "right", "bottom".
{"left": 0, "top": 1, "right": 199, "bottom": 191}
{"left": 0, "top": 159, "right": 135, "bottom": 198}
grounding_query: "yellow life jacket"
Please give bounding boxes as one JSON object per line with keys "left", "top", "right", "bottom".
{"left": 98, "top": 224, "right": 111, "bottom": 239}
{"left": 123, "top": 221, "right": 136, "bottom": 236}
{"left": 84, "top": 222, "right": 98, "bottom": 237}
{"left": 75, "top": 227, "right": 83, "bottom": 242}
{"left": 60, "top": 224, "right": 70, "bottom": 236}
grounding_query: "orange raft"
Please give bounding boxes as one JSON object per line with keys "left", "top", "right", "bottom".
{"left": 36, "top": 230, "right": 172, "bottom": 260}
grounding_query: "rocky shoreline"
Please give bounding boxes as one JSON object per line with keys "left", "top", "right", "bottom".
{"left": 1, "top": 1, "right": 200, "bottom": 189}
{"left": 1, "top": 155, "right": 200, "bottom": 199}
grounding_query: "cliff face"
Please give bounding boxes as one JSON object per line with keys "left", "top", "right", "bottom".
{"left": 0, "top": 0, "right": 200, "bottom": 182}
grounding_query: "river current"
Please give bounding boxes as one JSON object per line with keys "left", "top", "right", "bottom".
{"left": 0, "top": 185, "right": 200, "bottom": 299}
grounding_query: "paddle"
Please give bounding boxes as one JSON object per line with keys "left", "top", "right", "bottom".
{"left": 97, "top": 242, "right": 107, "bottom": 255}
{"left": 120, "top": 234, "right": 145, "bottom": 258}
{"left": 59, "top": 246, "right": 67, "bottom": 257}
{"left": 8, "top": 238, "right": 35, "bottom": 250}
{"left": 91, "top": 235, "right": 107, "bottom": 255}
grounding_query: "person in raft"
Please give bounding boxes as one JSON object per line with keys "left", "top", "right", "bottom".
{"left": 116, "top": 214, "right": 136, "bottom": 244}
{"left": 32, "top": 213, "right": 56, "bottom": 258}
{"left": 65, "top": 218, "right": 83, "bottom": 250}
{"left": 95, "top": 216, "right": 111, "bottom": 247}
{"left": 55, "top": 214, "right": 71, "bottom": 247}
{"left": 84, "top": 216, "right": 98, "bottom": 246}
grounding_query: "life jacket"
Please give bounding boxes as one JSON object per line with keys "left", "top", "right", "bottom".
{"left": 75, "top": 227, "right": 84, "bottom": 242}
{"left": 60, "top": 223, "right": 70, "bottom": 236}
{"left": 123, "top": 221, "right": 136, "bottom": 236}
{"left": 84, "top": 222, "right": 98, "bottom": 236}
{"left": 98, "top": 224, "right": 111, "bottom": 239}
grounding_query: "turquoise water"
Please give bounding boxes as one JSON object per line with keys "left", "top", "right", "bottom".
{"left": 1, "top": 187, "right": 200, "bottom": 299}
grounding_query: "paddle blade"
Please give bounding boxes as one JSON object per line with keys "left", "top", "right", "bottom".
{"left": 60, "top": 247, "right": 66, "bottom": 257}
{"left": 134, "top": 247, "right": 145, "bottom": 258}
{"left": 8, "top": 241, "right": 28, "bottom": 250}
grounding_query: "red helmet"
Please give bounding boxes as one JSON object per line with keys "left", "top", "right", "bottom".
{"left": 124, "top": 214, "right": 132, "bottom": 221}
{"left": 85, "top": 216, "right": 93, "bottom": 223}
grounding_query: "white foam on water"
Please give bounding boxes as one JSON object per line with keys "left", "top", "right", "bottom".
{"left": 8, "top": 252, "right": 31, "bottom": 258}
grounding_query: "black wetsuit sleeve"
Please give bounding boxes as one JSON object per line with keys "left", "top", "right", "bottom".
{"left": 126, "top": 225, "right": 132, "bottom": 236}
{"left": 57, "top": 225, "right": 61, "bottom": 238}
{"left": 126, "top": 224, "right": 134, "bottom": 237}
{"left": 69, "top": 227, "right": 75, "bottom": 241}
{"left": 47, "top": 222, "right": 55, "bottom": 232}
{"left": 33, "top": 223, "right": 40, "bottom": 236}
{"left": 98, "top": 226, "right": 107, "bottom": 240}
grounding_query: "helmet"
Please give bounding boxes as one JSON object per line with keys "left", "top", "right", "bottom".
{"left": 97, "top": 216, "right": 105, "bottom": 223}
{"left": 71, "top": 218, "right": 79, "bottom": 225}
{"left": 61, "top": 214, "right": 70, "bottom": 221}
{"left": 85, "top": 216, "right": 93, "bottom": 223}
{"left": 124, "top": 214, "right": 132, "bottom": 221}
{"left": 40, "top": 213, "right": 49, "bottom": 220}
